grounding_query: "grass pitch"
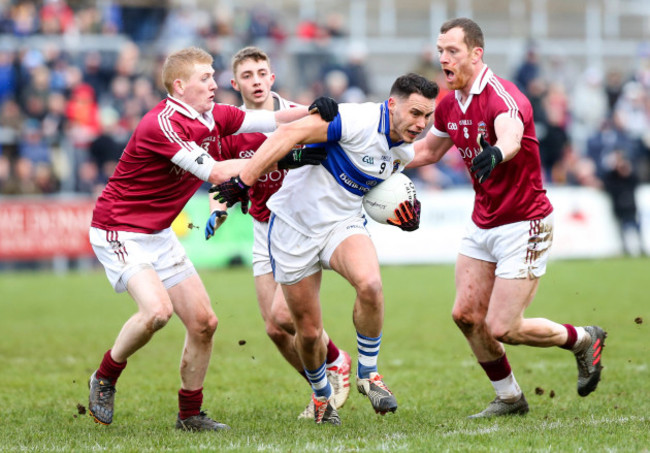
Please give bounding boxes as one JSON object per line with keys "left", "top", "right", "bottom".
{"left": 0, "top": 258, "right": 648, "bottom": 452}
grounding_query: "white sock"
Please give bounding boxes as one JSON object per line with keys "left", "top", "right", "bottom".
{"left": 492, "top": 373, "right": 522, "bottom": 402}
{"left": 327, "top": 353, "right": 343, "bottom": 368}
{"left": 572, "top": 326, "right": 590, "bottom": 352}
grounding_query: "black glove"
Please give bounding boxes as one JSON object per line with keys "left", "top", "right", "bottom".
{"left": 205, "top": 209, "right": 228, "bottom": 240}
{"left": 208, "top": 176, "right": 250, "bottom": 214}
{"left": 308, "top": 96, "right": 338, "bottom": 122}
{"left": 387, "top": 198, "right": 421, "bottom": 232}
{"left": 470, "top": 134, "right": 503, "bottom": 183}
{"left": 277, "top": 145, "right": 327, "bottom": 170}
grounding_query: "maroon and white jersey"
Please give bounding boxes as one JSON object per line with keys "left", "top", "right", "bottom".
{"left": 431, "top": 66, "right": 552, "bottom": 228}
{"left": 218, "top": 133, "right": 285, "bottom": 222}
{"left": 91, "top": 96, "right": 246, "bottom": 233}
{"left": 216, "top": 92, "right": 298, "bottom": 223}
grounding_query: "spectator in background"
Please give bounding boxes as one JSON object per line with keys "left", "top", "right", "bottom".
{"left": 65, "top": 83, "right": 101, "bottom": 149}
{"left": 570, "top": 67, "right": 608, "bottom": 155}
{"left": 0, "top": 48, "right": 15, "bottom": 104}
{"left": 89, "top": 107, "right": 124, "bottom": 185}
{"left": 9, "top": 1, "right": 39, "bottom": 36}
{"left": 613, "top": 81, "right": 650, "bottom": 179}
{"left": 82, "top": 51, "right": 113, "bottom": 98}
{"left": 21, "top": 64, "right": 51, "bottom": 121}
{"left": 18, "top": 119, "right": 50, "bottom": 165}
{"left": 604, "top": 70, "right": 625, "bottom": 115}
{"left": 514, "top": 45, "right": 540, "bottom": 96}
{"left": 586, "top": 113, "right": 638, "bottom": 178}
{"left": 0, "top": 149, "right": 9, "bottom": 191}
{"left": 538, "top": 82, "right": 571, "bottom": 183}
{"left": 157, "top": 5, "right": 203, "bottom": 50}
{"left": 342, "top": 42, "right": 371, "bottom": 97}
{"left": 603, "top": 150, "right": 644, "bottom": 256}
{"left": 42, "top": 92, "right": 67, "bottom": 146}
{"left": 39, "top": 0, "right": 75, "bottom": 35}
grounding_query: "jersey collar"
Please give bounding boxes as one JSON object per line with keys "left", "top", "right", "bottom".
{"left": 455, "top": 65, "right": 492, "bottom": 101}
{"left": 166, "top": 95, "right": 215, "bottom": 130}
{"left": 454, "top": 65, "right": 492, "bottom": 112}
{"left": 379, "top": 100, "right": 404, "bottom": 148}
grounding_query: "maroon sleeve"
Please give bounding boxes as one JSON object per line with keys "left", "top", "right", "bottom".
{"left": 212, "top": 103, "right": 246, "bottom": 137}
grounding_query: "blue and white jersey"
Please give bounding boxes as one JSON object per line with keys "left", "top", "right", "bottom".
{"left": 267, "top": 101, "right": 414, "bottom": 236}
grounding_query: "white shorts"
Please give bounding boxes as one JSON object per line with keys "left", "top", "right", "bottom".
{"left": 268, "top": 213, "right": 370, "bottom": 285}
{"left": 459, "top": 213, "right": 554, "bottom": 279}
{"left": 252, "top": 218, "right": 272, "bottom": 277}
{"left": 89, "top": 227, "right": 197, "bottom": 293}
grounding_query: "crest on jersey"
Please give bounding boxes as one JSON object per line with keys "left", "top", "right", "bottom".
{"left": 478, "top": 121, "right": 488, "bottom": 140}
{"left": 392, "top": 160, "right": 402, "bottom": 173}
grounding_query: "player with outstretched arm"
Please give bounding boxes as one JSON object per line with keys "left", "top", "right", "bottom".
{"left": 211, "top": 73, "right": 438, "bottom": 425}
{"left": 86, "top": 46, "right": 337, "bottom": 431}
{"left": 410, "top": 17, "right": 606, "bottom": 417}
{"left": 205, "top": 46, "right": 352, "bottom": 419}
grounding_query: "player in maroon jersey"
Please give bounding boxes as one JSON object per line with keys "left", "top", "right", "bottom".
{"left": 204, "top": 47, "right": 352, "bottom": 421}
{"left": 86, "top": 46, "right": 337, "bottom": 431}
{"left": 410, "top": 18, "right": 606, "bottom": 417}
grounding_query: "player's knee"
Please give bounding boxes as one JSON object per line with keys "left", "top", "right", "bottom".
{"left": 265, "top": 320, "right": 289, "bottom": 345}
{"left": 270, "top": 306, "right": 294, "bottom": 334}
{"left": 355, "top": 275, "right": 383, "bottom": 305}
{"left": 486, "top": 317, "right": 521, "bottom": 345}
{"left": 147, "top": 307, "right": 173, "bottom": 333}
{"left": 199, "top": 312, "right": 219, "bottom": 339}
{"left": 297, "top": 326, "right": 322, "bottom": 349}
{"left": 452, "top": 308, "right": 480, "bottom": 334}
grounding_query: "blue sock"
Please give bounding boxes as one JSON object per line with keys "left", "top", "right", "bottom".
{"left": 357, "top": 331, "right": 381, "bottom": 379}
{"left": 304, "top": 362, "right": 332, "bottom": 398}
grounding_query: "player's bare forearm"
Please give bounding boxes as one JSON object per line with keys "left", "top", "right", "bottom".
{"left": 207, "top": 159, "right": 249, "bottom": 185}
{"left": 408, "top": 134, "right": 452, "bottom": 168}
{"left": 493, "top": 115, "right": 523, "bottom": 162}
{"left": 240, "top": 115, "right": 329, "bottom": 186}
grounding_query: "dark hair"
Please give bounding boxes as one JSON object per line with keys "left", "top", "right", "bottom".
{"left": 440, "top": 17, "right": 484, "bottom": 51}
{"left": 389, "top": 73, "right": 438, "bottom": 100}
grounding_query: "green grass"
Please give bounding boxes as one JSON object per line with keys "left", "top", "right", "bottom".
{"left": 0, "top": 258, "right": 648, "bottom": 452}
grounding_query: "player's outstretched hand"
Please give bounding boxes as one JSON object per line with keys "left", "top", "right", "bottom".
{"left": 308, "top": 96, "right": 338, "bottom": 122}
{"left": 209, "top": 176, "right": 250, "bottom": 214}
{"left": 387, "top": 198, "right": 421, "bottom": 231}
{"left": 205, "top": 209, "right": 228, "bottom": 240}
{"left": 277, "top": 145, "right": 327, "bottom": 170}
{"left": 470, "top": 134, "right": 503, "bottom": 183}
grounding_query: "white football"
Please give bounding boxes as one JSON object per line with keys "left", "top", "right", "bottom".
{"left": 362, "top": 172, "right": 416, "bottom": 224}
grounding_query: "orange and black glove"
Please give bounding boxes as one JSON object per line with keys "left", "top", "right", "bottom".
{"left": 387, "top": 198, "right": 421, "bottom": 231}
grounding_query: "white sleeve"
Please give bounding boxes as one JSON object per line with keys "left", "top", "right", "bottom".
{"left": 235, "top": 110, "right": 277, "bottom": 134}
{"left": 170, "top": 143, "right": 216, "bottom": 182}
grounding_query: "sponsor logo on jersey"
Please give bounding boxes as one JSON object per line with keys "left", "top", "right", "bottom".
{"left": 239, "top": 149, "right": 256, "bottom": 159}
{"left": 447, "top": 122, "right": 458, "bottom": 131}
{"left": 459, "top": 119, "right": 473, "bottom": 126}
{"left": 340, "top": 172, "right": 367, "bottom": 193}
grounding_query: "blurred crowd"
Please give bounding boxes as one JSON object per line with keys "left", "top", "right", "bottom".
{"left": 0, "top": 1, "right": 649, "bottom": 254}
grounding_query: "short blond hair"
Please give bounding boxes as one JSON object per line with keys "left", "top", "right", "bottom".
{"left": 161, "top": 47, "right": 213, "bottom": 94}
